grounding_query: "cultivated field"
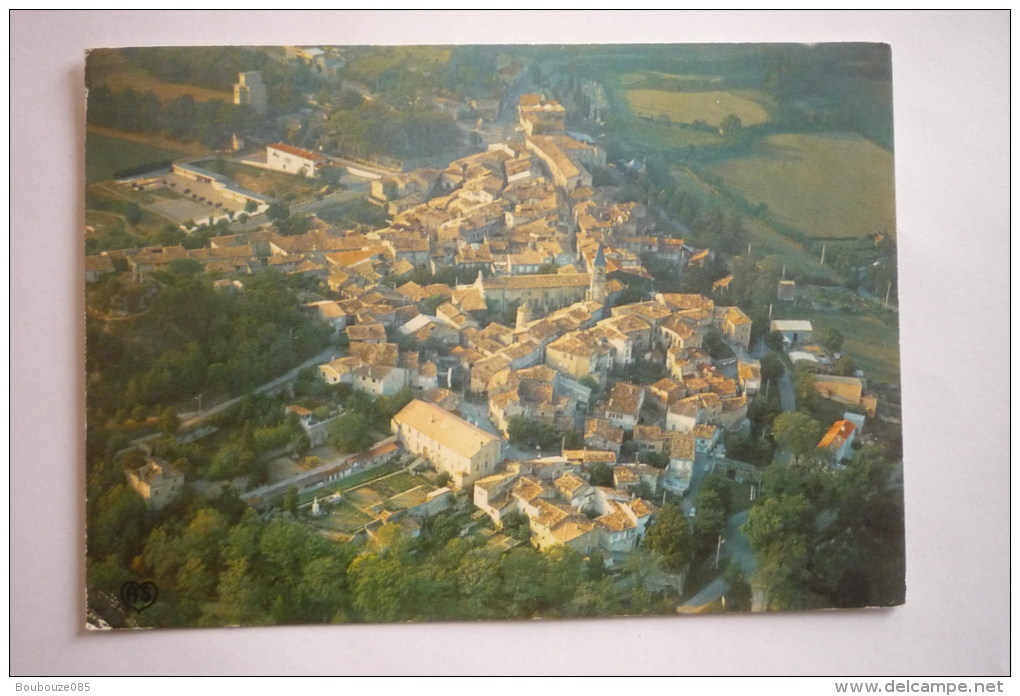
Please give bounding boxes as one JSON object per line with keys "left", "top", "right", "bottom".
{"left": 705, "top": 132, "right": 896, "bottom": 239}
{"left": 624, "top": 89, "right": 769, "bottom": 128}
{"left": 87, "top": 48, "right": 233, "bottom": 103}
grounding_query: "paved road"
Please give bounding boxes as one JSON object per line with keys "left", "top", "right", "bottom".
{"left": 680, "top": 576, "right": 729, "bottom": 609}
{"left": 777, "top": 369, "right": 796, "bottom": 413}
{"left": 679, "top": 507, "right": 757, "bottom": 609}
{"left": 130, "top": 345, "right": 339, "bottom": 451}
{"left": 178, "top": 345, "right": 339, "bottom": 430}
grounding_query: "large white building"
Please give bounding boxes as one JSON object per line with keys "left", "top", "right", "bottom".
{"left": 266, "top": 143, "right": 327, "bottom": 178}
{"left": 391, "top": 400, "right": 502, "bottom": 490}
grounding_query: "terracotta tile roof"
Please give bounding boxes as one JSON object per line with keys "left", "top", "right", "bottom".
{"left": 595, "top": 502, "right": 636, "bottom": 532}
{"left": 483, "top": 273, "right": 590, "bottom": 290}
{"left": 346, "top": 323, "right": 387, "bottom": 342}
{"left": 604, "top": 382, "right": 644, "bottom": 415}
{"left": 349, "top": 342, "right": 398, "bottom": 367}
{"left": 613, "top": 465, "right": 640, "bottom": 483}
{"left": 268, "top": 142, "right": 327, "bottom": 162}
{"left": 392, "top": 399, "right": 499, "bottom": 459}
{"left": 818, "top": 419, "right": 856, "bottom": 449}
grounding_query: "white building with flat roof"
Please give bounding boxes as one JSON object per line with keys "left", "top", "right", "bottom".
{"left": 770, "top": 319, "right": 814, "bottom": 346}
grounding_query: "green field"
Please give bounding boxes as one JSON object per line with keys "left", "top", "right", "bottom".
{"left": 364, "top": 471, "right": 423, "bottom": 499}
{"left": 323, "top": 499, "right": 375, "bottom": 533}
{"left": 85, "top": 131, "right": 187, "bottom": 185}
{"left": 704, "top": 132, "right": 896, "bottom": 239}
{"left": 625, "top": 89, "right": 769, "bottom": 128}
{"left": 670, "top": 166, "right": 842, "bottom": 282}
{"left": 775, "top": 305, "right": 900, "bottom": 385}
{"left": 623, "top": 119, "right": 725, "bottom": 150}
{"left": 619, "top": 71, "right": 724, "bottom": 89}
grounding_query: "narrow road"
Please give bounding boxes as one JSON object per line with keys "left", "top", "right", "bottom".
{"left": 678, "top": 508, "right": 757, "bottom": 610}
{"left": 131, "top": 345, "right": 339, "bottom": 449}
{"left": 777, "top": 369, "right": 796, "bottom": 413}
{"left": 178, "top": 345, "right": 339, "bottom": 430}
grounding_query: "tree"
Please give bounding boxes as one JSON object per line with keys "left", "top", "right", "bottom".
{"left": 816, "top": 327, "right": 844, "bottom": 354}
{"left": 764, "top": 331, "right": 785, "bottom": 353}
{"left": 760, "top": 352, "right": 786, "bottom": 383}
{"left": 579, "top": 375, "right": 601, "bottom": 396}
{"left": 742, "top": 494, "right": 822, "bottom": 611}
{"left": 266, "top": 202, "right": 290, "bottom": 223}
{"left": 773, "top": 412, "right": 823, "bottom": 462}
{"left": 329, "top": 411, "right": 374, "bottom": 453}
{"left": 157, "top": 406, "right": 180, "bottom": 436}
{"left": 563, "top": 429, "right": 583, "bottom": 450}
{"left": 588, "top": 462, "right": 613, "bottom": 487}
{"left": 284, "top": 485, "right": 299, "bottom": 518}
{"left": 692, "top": 477, "right": 730, "bottom": 554}
{"left": 500, "top": 510, "right": 531, "bottom": 542}
{"left": 719, "top": 113, "right": 742, "bottom": 135}
{"left": 643, "top": 503, "right": 694, "bottom": 573}
{"left": 834, "top": 355, "right": 859, "bottom": 377}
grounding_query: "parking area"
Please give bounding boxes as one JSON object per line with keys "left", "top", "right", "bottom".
{"left": 142, "top": 171, "right": 250, "bottom": 224}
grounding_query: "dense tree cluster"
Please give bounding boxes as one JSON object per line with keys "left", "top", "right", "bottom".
{"left": 86, "top": 85, "right": 261, "bottom": 149}
{"left": 742, "top": 446, "right": 904, "bottom": 610}
{"left": 86, "top": 270, "right": 332, "bottom": 424}
{"left": 87, "top": 485, "right": 677, "bottom": 627}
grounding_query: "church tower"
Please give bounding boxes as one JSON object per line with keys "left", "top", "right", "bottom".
{"left": 515, "top": 301, "right": 533, "bottom": 331}
{"left": 588, "top": 243, "right": 608, "bottom": 304}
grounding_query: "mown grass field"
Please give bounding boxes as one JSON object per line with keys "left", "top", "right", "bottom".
{"left": 619, "top": 72, "right": 723, "bottom": 89}
{"left": 704, "top": 132, "right": 896, "bottom": 239}
{"left": 85, "top": 131, "right": 187, "bottom": 185}
{"left": 670, "top": 166, "right": 842, "bottom": 282}
{"left": 625, "top": 119, "right": 724, "bottom": 149}
{"left": 624, "top": 89, "right": 769, "bottom": 128}
{"left": 87, "top": 48, "right": 232, "bottom": 103}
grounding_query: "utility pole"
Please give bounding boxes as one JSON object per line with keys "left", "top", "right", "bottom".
{"left": 714, "top": 534, "right": 723, "bottom": 570}
{"left": 820, "top": 243, "right": 826, "bottom": 265}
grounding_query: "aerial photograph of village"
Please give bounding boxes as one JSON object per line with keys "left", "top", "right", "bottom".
{"left": 84, "top": 43, "right": 904, "bottom": 628}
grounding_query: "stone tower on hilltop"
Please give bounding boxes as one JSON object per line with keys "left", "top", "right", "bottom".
{"left": 234, "top": 71, "right": 267, "bottom": 116}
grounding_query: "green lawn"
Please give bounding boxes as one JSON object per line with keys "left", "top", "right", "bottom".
{"left": 86, "top": 131, "right": 187, "bottom": 185}
{"left": 297, "top": 461, "right": 402, "bottom": 505}
{"left": 322, "top": 499, "right": 375, "bottom": 533}
{"left": 366, "top": 471, "right": 423, "bottom": 499}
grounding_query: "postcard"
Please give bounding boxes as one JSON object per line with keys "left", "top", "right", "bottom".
{"left": 84, "top": 43, "right": 903, "bottom": 628}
